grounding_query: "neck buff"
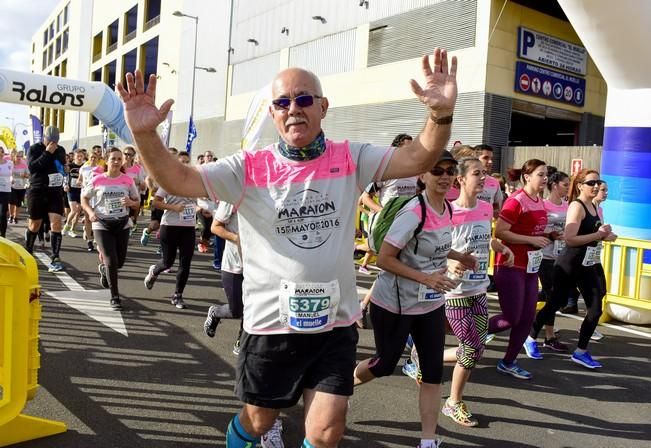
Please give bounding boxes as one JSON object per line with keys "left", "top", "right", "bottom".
{"left": 278, "top": 132, "right": 326, "bottom": 161}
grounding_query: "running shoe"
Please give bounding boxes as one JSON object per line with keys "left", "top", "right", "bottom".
{"left": 442, "top": 398, "right": 479, "bottom": 427}
{"left": 402, "top": 359, "right": 422, "bottom": 383}
{"left": 110, "top": 296, "right": 122, "bottom": 310}
{"left": 523, "top": 339, "right": 543, "bottom": 360}
{"left": 497, "top": 360, "right": 532, "bottom": 380}
{"left": 203, "top": 305, "right": 221, "bottom": 337}
{"left": 162, "top": 267, "right": 176, "bottom": 274}
{"left": 197, "top": 242, "right": 208, "bottom": 253}
{"left": 212, "top": 262, "right": 222, "bottom": 271}
{"left": 156, "top": 245, "right": 162, "bottom": 255}
{"left": 144, "top": 265, "right": 158, "bottom": 290}
{"left": 98, "top": 264, "right": 109, "bottom": 289}
{"left": 67, "top": 230, "right": 78, "bottom": 238}
{"left": 416, "top": 439, "right": 442, "bottom": 448}
{"left": 484, "top": 333, "right": 495, "bottom": 344}
{"left": 543, "top": 337, "right": 568, "bottom": 352}
{"left": 560, "top": 304, "right": 578, "bottom": 314}
{"left": 87, "top": 240, "right": 94, "bottom": 252}
{"left": 260, "top": 418, "right": 284, "bottom": 448}
{"left": 232, "top": 340, "right": 241, "bottom": 356}
{"left": 571, "top": 351, "right": 602, "bottom": 369}
{"left": 48, "top": 257, "right": 64, "bottom": 273}
{"left": 171, "top": 293, "right": 185, "bottom": 309}
{"left": 358, "top": 265, "right": 371, "bottom": 275}
{"left": 590, "top": 330, "right": 605, "bottom": 341}
{"left": 62, "top": 224, "right": 71, "bottom": 233}
{"left": 140, "top": 229, "right": 151, "bottom": 246}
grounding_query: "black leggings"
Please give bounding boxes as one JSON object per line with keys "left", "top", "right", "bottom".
{"left": 197, "top": 212, "right": 213, "bottom": 241}
{"left": 95, "top": 227, "right": 130, "bottom": 298}
{"left": 368, "top": 303, "right": 446, "bottom": 384}
{"left": 538, "top": 259, "right": 580, "bottom": 324}
{"left": 222, "top": 271, "right": 244, "bottom": 318}
{"left": 153, "top": 225, "right": 195, "bottom": 294}
{"left": 532, "top": 262, "right": 606, "bottom": 349}
{"left": 0, "top": 192, "right": 9, "bottom": 237}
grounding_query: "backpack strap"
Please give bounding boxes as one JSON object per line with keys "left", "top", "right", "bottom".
{"left": 413, "top": 193, "right": 427, "bottom": 255}
{"left": 445, "top": 199, "right": 452, "bottom": 219}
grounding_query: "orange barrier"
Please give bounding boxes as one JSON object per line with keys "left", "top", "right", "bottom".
{"left": 0, "top": 238, "right": 66, "bottom": 446}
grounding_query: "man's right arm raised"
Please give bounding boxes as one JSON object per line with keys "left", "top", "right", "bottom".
{"left": 117, "top": 70, "right": 207, "bottom": 198}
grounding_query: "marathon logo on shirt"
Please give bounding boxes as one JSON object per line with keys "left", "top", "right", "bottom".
{"left": 465, "top": 225, "right": 491, "bottom": 250}
{"left": 275, "top": 189, "right": 341, "bottom": 249}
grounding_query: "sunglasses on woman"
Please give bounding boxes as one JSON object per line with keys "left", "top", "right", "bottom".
{"left": 430, "top": 166, "right": 458, "bottom": 176}
{"left": 272, "top": 94, "right": 321, "bottom": 110}
{"left": 583, "top": 180, "right": 603, "bottom": 187}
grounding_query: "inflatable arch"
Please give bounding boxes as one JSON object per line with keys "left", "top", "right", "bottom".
{"left": 0, "top": 126, "right": 16, "bottom": 150}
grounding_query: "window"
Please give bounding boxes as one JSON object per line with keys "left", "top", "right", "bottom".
{"left": 49, "top": 23, "right": 54, "bottom": 40}
{"left": 43, "top": 29, "right": 48, "bottom": 46}
{"left": 92, "top": 32, "right": 102, "bottom": 62}
{"left": 48, "top": 45, "right": 53, "bottom": 66}
{"left": 64, "top": 3, "right": 69, "bottom": 25}
{"left": 42, "top": 51, "right": 47, "bottom": 70}
{"left": 90, "top": 68, "right": 102, "bottom": 127}
{"left": 122, "top": 48, "right": 137, "bottom": 83}
{"left": 107, "top": 19, "right": 119, "bottom": 53}
{"left": 54, "top": 65, "right": 60, "bottom": 76}
{"left": 139, "top": 36, "right": 158, "bottom": 90}
{"left": 124, "top": 5, "right": 138, "bottom": 43}
{"left": 57, "top": 12, "right": 62, "bottom": 33}
{"left": 62, "top": 29, "right": 69, "bottom": 52}
{"left": 61, "top": 59, "right": 67, "bottom": 77}
{"left": 56, "top": 37, "right": 61, "bottom": 58}
{"left": 105, "top": 60, "right": 117, "bottom": 88}
{"left": 144, "top": 0, "right": 160, "bottom": 30}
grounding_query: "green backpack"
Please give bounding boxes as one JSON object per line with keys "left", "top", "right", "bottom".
{"left": 369, "top": 194, "right": 427, "bottom": 254}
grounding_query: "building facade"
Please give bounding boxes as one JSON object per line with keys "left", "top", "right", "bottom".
{"left": 30, "top": 0, "right": 606, "bottom": 169}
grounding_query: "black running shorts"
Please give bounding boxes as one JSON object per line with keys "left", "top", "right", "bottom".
{"left": 27, "top": 188, "right": 64, "bottom": 220}
{"left": 235, "top": 325, "right": 358, "bottom": 409}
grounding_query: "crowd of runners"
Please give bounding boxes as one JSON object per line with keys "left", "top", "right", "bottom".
{"left": 0, "top": 47, "right": 616, "bottom": 447}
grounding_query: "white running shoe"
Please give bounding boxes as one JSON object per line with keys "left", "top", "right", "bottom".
{"left": 260, "top": 418, "right": 284, "bottom": 448}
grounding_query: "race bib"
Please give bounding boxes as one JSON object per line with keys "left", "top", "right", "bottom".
{"left": 0, "top": 177, "right": 10, "bottom": 190}
{"left": 463, "top": 251, "right": 489, "bottom": 281}
{"left": 12, "top": 177, "right": 25, "bottom": 189}
{"left": 105, "top": 197, "right": 125, "bottom": 215}
{"left": 181, "top": 205, "right": 195, "bottom": 221}
{"left": 582, "top": 244, "right": 602, "bottom": 267}
{"left": 279, "top": 280, "right": 340, "bottom": 332}
{"left": 48, "top": 173, "right": 64, "bottom": 187}
{"left": 526, "top": 249, "right": 543, "bottom": 273}
{"left": 553, "top": 239, "right": 566, "bottom": 257}
{"left": 417, "top": 270, "right": 445, "bottom": 302}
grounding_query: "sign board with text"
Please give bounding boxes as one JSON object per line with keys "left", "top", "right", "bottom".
{"left": 514, "top": 61, "right": 585, "bottom": 107}
{"left": 518, "top": 27, "right": 587, "bottom": 75}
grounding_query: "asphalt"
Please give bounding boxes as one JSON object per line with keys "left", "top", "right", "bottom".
{"left": 2, "top": 216, "right": 650, "bottom": 448}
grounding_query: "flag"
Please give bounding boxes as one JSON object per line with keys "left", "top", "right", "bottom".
{"left": 159, "top": 110, "right": 174, "bottom": 147}
{"left": 185, "top": 116, "right": 197, "bottom": 153}
{"left": 72, "top": 140, "right": 78, "bottom": 151}
{"left": 241, "top": 83, "right": 272, "bottom": 151}
{"left": 30, "top": 114, "right": 43, "bottom": 144}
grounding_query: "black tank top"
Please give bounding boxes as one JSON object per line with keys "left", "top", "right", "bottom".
{"left": 557, "top": 199, "right": 602, "bottom": 268}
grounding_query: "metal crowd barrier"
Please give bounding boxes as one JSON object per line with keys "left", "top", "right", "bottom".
{"left": 0, "top": 238, "right": 66, "bottom": 446}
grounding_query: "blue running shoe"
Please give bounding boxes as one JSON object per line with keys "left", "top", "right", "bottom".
{"left": 140, "top": 229, "right": 151, "bottom": 246}
{"left": 497, "top": 360, "right": 532, "bottom": 380}
{"left": 523, "top": 339, "right": 543, "bottom": 360}
{"left": 402, "top": 359, "right": 422, "bottom": 383}
{"left": 571, "top": 351, "right": 602, "bottom": 369}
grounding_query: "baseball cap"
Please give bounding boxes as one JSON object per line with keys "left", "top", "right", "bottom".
{"left": 437, "top": 150, "right": 457, "bottom": 164}
{"left": 44, "top": 126, "right": 60, "bottom": 143}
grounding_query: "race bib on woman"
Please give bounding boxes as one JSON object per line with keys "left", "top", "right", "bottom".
{"left": 526, "top": 249, "right": 543, "bottom": 273}
{"left": 279, "top": 280, "right": 340, "bottom": 332}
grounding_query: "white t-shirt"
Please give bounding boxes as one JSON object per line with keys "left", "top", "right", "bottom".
{"left": 213, "top": 202, "right": 242, "bottom": 275}
{"left": 11, "top": 161, "right": 28, "bottom": 190}
{"left": 0, "top": 160, "right": 14, "bottom": 193}
{"left": 375, "top": 176, "right": 419, "bottom": 207}
{"left": 477, "top": 175, "right": 503, "bottom": 209}
{"left": 371, "top": 194, "right": 452, "bottom": 314}
{"left": 542, "top": 199, "right": 568, "bottom": 260}
{"left": 198, "top": 140, "right": 392, "bottom": 334}
{"left": 446, "top": 200, "right": 493, "bottom": 298}
{"left": 156, "top": 187, "right": 197, "bottom": 227}
{"left": 82, "top": 173, "right": 139, "bottom": 231}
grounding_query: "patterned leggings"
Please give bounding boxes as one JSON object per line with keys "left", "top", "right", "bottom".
{"left": 445, "top": 293, "right": 488, "bottom": 369}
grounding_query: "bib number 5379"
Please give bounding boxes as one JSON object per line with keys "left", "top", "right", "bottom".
{"left": 289, "top": 297, "right": 330, "bottom": 313}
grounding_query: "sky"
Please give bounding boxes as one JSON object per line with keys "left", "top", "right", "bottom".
{"left": 0, "top": 0, "right": 60, "bottom": 134}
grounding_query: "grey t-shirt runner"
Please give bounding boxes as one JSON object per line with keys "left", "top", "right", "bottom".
{"left": 213, "top": 201, "right": 242, "bottom": 275}
{"left": 156, "top": 187, "right": 197, "bottom": 227}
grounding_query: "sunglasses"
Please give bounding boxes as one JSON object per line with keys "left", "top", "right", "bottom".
{"left": 583, "top": 180, "right": 603, "bottom": 187}
{"left": 272, "top": 94, "right": 321, "bottom": 110}
{"left": 430, "top": 166, "right": 458, "bottom": 176}
{"left": 124, "top": 152, "right": 135, "bottom": 157}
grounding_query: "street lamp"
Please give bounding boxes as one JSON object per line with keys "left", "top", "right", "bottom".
{"left": 172, "top": 10, "right": 199, "bottom": 120}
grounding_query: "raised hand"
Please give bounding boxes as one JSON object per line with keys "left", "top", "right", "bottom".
{"left": 409, "top": 48, "right": 458, "bottom": 116}
{"left": 116, "top": 70, "right": 174, "bottom": 136}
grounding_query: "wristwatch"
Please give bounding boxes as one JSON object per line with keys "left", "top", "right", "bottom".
{"left": 429, "top": 113, "right": 453, "bottom": 125}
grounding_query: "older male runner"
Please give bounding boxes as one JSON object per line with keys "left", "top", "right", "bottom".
{"left": 117, "top": 48, "right": 458, "bottom": 448}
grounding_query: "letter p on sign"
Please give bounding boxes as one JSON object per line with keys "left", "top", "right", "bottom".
{"left": 522, "top": 30, "right": 535, "bottom": 56}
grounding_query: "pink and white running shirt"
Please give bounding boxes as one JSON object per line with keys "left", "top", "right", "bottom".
{"left": 477, "top": 175, "right": 503, "bottom": 209}
{"left": 11, "top": 161, "right": 28, "bottom": 190}
{"left": 198, "top": 139, "right": 392, "bottom": 335}
{"left": 376, "top": 176, "right": 419, "bottom": 206}
{"left": 0, "top": 160, "right": 13, "bottom": 193}
{"left": 371, "top": 194, "right": 452, "bottom": 315}
{"left": 125, "top": 164, "right": 146, "bottom": 192}
{"left": 447, "top": 200, "right": 493, "bottom": 297}
{"left": 542, "top": 199, "right": 568, "bottom": 260}
{"left": 83, "top": 173, "right": 139, "bottom": 231}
